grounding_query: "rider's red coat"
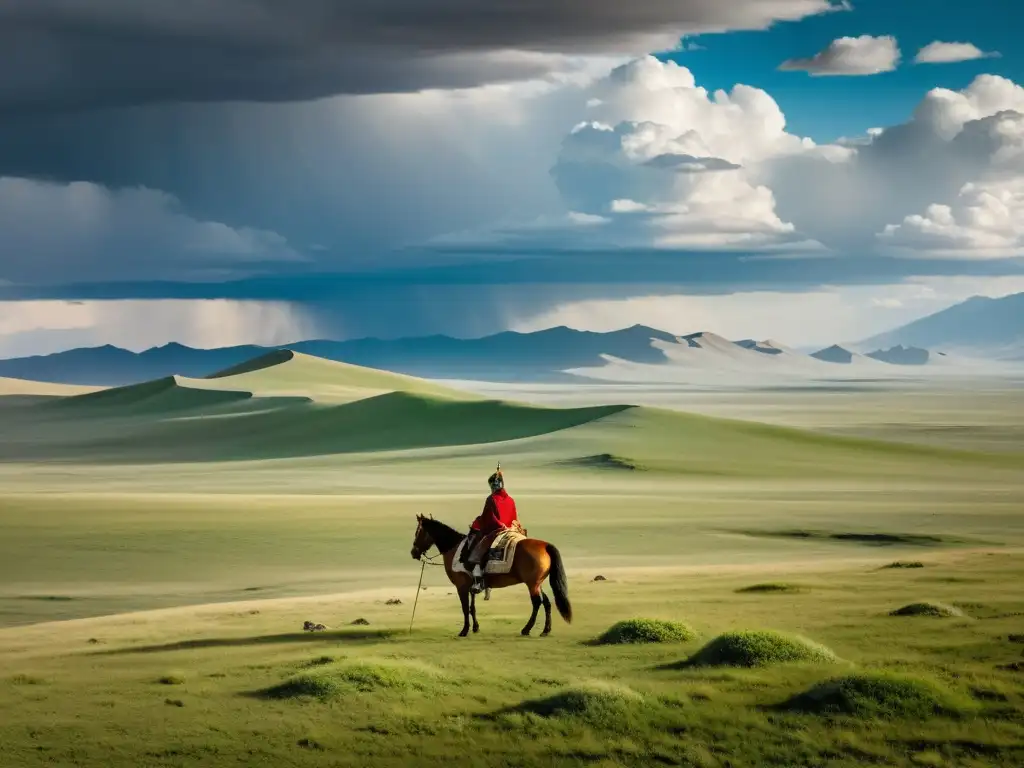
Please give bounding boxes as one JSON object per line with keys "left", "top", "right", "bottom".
{"left": 471, "top": 489, "right": 517, "bottom": 533}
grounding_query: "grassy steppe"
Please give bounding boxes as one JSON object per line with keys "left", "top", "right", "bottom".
{"left": 0, "top": 355, "right": 1022, "bottom": 765}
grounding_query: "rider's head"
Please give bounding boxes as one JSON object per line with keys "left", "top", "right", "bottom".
{"left": 488, "top": 467, "right": 504, "bottom": 493}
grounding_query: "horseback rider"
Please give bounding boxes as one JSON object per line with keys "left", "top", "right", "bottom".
{"left": 463, "top": 464, "right": 518, "bottom": 594}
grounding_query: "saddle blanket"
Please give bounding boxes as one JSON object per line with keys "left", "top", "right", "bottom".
{"left": 452, "top": 529, "right": 526, "bottom": 576}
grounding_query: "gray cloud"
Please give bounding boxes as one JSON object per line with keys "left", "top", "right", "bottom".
{"left": 0, "top": 0, "right": 844, "bottom": 109}
{"left": 779, "top": 34, "right": 901, "bottom": 76}
{"left": 643, "top": 154, "right": 742, "bottom": 172}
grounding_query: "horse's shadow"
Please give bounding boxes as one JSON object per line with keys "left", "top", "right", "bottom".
{"left": 90, "top": 629, "right": 395, "bottom": 656}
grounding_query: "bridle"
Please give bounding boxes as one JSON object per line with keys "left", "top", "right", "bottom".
{"left": 412, "top": 519, "right": 445, "bottom": 567}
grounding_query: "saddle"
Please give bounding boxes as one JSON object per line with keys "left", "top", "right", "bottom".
{"left": 478, "top": 520, "right": 527, "bottom": 558}
{"left": 454, "top": 522, "right": 527, "bottom": 577}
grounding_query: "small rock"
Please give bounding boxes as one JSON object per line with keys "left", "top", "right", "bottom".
{"left": 302, "top": 621, "right": 328, "bottom": 632}
{"left": 593, "top": 575, "right": 607, "bottom": 582}
{"left": 385, "top": 598, "right": 403, "bottom": 606}
{"left": 86, "top": 638, "right": 100, "bottom": 645}
{"left": 351, "top": 618, "right": 370, "bottom": 626}
{"left": 164, "top": 698, "right": 185, "bottom": 707}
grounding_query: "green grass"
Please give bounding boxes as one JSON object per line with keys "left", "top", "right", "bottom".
{"left": 593, "top": 618, "right": 697, "bottom": 645}
{"left": 682, "top": 630, "right": 840, "bottom": 667}
{"left": 3, "top": 551, "right": 1023, "bottom": 766}
{"left": 1, "top": 549, "right": 1023, "bottom": 766}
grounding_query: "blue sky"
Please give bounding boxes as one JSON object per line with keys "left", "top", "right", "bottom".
{"left": 0, "top": 1, "right": 1021, "bottom": 355}
{"left": 673, "top": 0, "right": 1019, "bottom": 141}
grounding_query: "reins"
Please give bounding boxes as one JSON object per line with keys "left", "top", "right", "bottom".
{"left": 408, "top": 548, "right": 449, "bottom": 634}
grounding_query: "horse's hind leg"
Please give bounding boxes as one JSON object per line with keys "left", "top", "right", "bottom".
{"left": 470, "top": 590, "right": 480, "bottom": 633}
{"left": 540, "top": 590, "right": 552, "bottom": 636}
{"left": 457, "top": 587, "right": 471, "bottom": 638}
{"left": 521, "top": 585, "right": 542, "bottom": 636}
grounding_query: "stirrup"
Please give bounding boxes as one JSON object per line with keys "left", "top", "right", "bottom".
{"left": 470, "top": 575, "right": 485, "bottom": 594}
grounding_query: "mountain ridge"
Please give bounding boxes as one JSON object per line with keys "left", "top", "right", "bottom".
{"left": 857, "top": 291, "right": 1024, "bottom": 358}
{"left": 0, "top": 326, "right": 680, "bottom": 385}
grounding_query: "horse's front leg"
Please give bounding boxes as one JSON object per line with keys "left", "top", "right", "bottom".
{"left": 457, "top": 587, "right": 471, "bottom": 637}
{"left": 470, "top": 591, "right": 480, "bottom": 634}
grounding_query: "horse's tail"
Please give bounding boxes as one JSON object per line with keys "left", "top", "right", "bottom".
{"left": 545, "top": 543, "right": 572, "bottom": 624}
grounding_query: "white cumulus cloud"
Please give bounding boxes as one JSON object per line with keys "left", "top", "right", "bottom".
{"left": 779, "top": 35, "right": 901, "bottom": 76}
{"left": 762, "top": 75, "right": 1024, "bottom": 252}
{"left": 879, "top": 178, "right": 1024, "bottom": 257}
{"left": 433, "top": 58, "right": 1024, "bottom": 262}
{"left": 915, "top": 41, "right": 1001, "bottom": 65}
{"left": 545, "top": 57, "right": 826, "bottom": 249}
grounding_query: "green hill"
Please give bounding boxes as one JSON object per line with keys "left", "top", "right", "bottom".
{"left": 195, "top": 349, "right": 470, "bottom": 404}
{"left": 48, "top": 376, "right": 259, "bottom": 416}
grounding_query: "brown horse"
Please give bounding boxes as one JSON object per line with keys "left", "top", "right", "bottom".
{"left": 410, "top": 515, "right": 572, "bottom": 637}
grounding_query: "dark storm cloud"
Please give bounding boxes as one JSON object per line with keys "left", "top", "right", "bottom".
{"left": 0, "top": 1, "right": 844, "bottom": 109}
{"left": 2, "top": 244, "right": 1021, "bottom": 340}
{"left": 4, "top": 249, "right": 1022, "bottom": 301}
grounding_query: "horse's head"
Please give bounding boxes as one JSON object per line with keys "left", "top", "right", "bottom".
{"left": 410, "top": 514, "right": 434, "bottom": 560}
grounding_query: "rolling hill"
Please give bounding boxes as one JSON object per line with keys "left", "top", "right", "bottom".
{"left": 0, "top": 350, "right": 628, "bottom": 463}
{"left": 0, "top": 349, "right": 1019, "bottom": 479}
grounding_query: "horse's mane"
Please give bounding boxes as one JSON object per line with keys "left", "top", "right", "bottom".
{"left": 420, "top": 517, "right": 465, "bottom": 553}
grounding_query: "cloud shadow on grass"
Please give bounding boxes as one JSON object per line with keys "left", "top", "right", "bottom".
{"left": 92, "top": 629, "right": 396, "bottom": 655}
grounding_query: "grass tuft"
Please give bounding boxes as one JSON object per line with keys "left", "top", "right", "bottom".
{"left": 557, "top": 454, "right": 641, "bottom": 471}
{"left": 881, "top": 561, "right": 925, "bottom": 569}
{"left": 505, "top": 681, "right": 659, "bottom": 732}
{"left": 594, "top": 618, "right": 697, "bottom": 645}
{"left": 157, "top": 674, "right": 185, "bottom": 685}
{"left": 734, "top": 583, "right": 804, "bottom": 594}
{"left": 304, "top": 655, "right": 336, "bottom": 667}
{"left": 781, "top": 672, "right": 978, "bottom": 719}
{"left": 890, "top": 602, "right": 965, "bottom": 618}
{"left": 259, "top": 659, "right": 440, "bottom": 700}
{"left": 7, "top": 674, "right": 45, "bottom": 685}
{"left": 682, "top": 630, "right": 838, "bottom": 668}
{"left": 735, "top": 529, "right": 963, "bottom": 547}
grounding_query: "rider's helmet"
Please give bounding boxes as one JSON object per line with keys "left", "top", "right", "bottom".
{"left": 488, "top": 463, "right": 504, "bottom": 493}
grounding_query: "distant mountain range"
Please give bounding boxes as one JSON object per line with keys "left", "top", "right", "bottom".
{"left": 2, "top": 291, "right": 1021, "bottom": 386}
{"left": 857, "top": 292, "right": 1024, "bottom": 360}
{"left": 0, "top": 326, "right": 679, "bottom": 385}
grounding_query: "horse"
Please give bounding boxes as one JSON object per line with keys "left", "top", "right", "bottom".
{"left": 410, "top": 515, "right": 572, "bottom": 637}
